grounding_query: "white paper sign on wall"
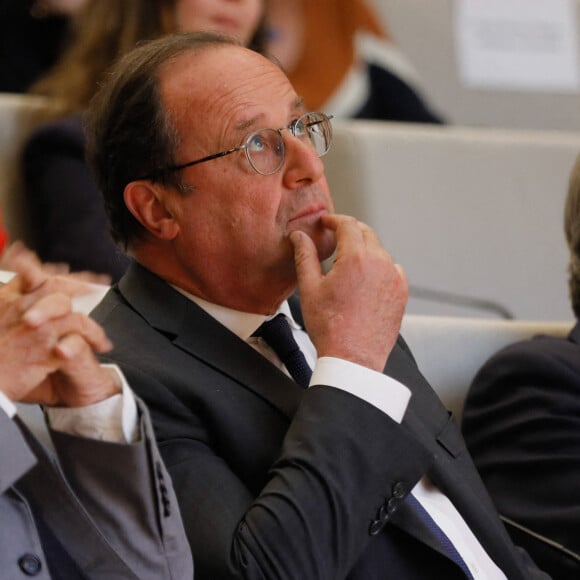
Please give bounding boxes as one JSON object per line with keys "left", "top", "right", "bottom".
{"left": 455, "top": 0, "right": 580, "bottom": 92}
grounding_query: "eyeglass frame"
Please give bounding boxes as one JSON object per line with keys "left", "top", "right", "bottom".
{"left": 137, "top": 112, "right": 334, "bottom": 180}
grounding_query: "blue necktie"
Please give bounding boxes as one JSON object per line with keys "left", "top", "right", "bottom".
{"left": 405, "top": 493, "right": 475, "bottom": 579}
{"left": 253, "top": 314, "right": 312, "bottom": 387}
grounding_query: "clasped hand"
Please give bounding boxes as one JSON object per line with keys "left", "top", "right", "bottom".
{"left": 0, "top": 243, "right": 116, "bottom": 407}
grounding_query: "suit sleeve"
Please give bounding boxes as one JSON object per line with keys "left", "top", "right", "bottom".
{"left": 462, "top": 339, "right": 580, "bottom": 579}
{"left": 116, "top": 361, "right": 431, "bottom": 580}
{"left": 50, "top": 399, "right": 194, "bottom": 580}
{"left": 234, "top": 386, "right": 432, "bottom": 580}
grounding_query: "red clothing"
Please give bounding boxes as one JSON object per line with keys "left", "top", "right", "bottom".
{"left": 0, "top": 211, "right": 8, "bottom": 254}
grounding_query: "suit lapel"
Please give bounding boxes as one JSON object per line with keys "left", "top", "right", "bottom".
{"left": 117, "top": 263, "right": 303, "bottom": 419}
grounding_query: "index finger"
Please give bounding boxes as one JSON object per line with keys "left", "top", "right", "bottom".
{"left": 22, "top": 292, "right": 73, "bottom": 327}
{"left": 14, "top": 276, "right": 98, "bottom": 316}
{"left": 319, "top": 214, "right": 367, "bottom": 257}
{"left": 48, "top": 312, "right": 113, "bottom": 354}
{"left": 2, "top": 243, "right": 49, "bottom": 293}
{"left": 319, "top": 213, "right": 361, "bottom": 232}
{"left": 321, "top": 214, "right": 383, "bottom": 249}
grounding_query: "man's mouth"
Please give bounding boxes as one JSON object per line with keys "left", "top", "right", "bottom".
{"left": 289, "top": 202, "right": 328, "bottom": 223}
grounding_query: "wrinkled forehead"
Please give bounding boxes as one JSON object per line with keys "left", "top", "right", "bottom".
{"left": 158, "top": 45, "right": 297, "bottom": 134}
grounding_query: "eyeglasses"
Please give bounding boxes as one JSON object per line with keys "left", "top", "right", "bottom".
{"left": 141, "top": 112, "right": 333, "bottom": 179}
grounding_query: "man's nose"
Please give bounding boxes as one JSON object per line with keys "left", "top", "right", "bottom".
{"left": 281, "top": 133, "right": 325, "bottom": 187}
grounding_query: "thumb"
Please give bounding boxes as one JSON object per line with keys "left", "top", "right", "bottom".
{"left": 289, "top": 231, "right": 322, "bottom": 290}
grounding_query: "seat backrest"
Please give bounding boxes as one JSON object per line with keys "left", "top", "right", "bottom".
{"left": 324, "top": 119, "right": 580, "bottom": 320}
{"left": 0, "top": 93, "right": 53, "bottom": 245}
{"left": 401, "top": 314, "right": 572, "bottom": 418}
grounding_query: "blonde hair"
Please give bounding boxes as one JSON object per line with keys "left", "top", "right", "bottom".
{"left": 564, "top": 153, "right": 580, "bottom": 318}
{"left": 30, "top": 0, "right": 267, "bottom": 117}
{"left": 30, "top": 0, "right": 172, "bottom": 116}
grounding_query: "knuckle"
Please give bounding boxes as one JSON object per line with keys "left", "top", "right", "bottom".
{"left": 65, "top": 334, "right": 91, "bottom": 356}
{"left": 342, "top": 216, "right": 358, "bottom": 228}
{"left": 34, "top": 323, "right": 56, "bottom": 348}
{"left": 73, "top": 312, "right": 91, "bottom": 334}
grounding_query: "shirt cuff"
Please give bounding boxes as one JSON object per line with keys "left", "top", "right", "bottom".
{"left": 46, "top": 365, "right": 139, "bottom": 443}
{"left": 310, "top": 357, "right": 411, "bottom": 423}
{"left": 0, "top": 389, "right": 17, "bottom": 419}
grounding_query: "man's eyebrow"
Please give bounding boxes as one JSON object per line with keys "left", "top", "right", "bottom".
{"left": 234, "top": 97, "right": 307, "bottom": 133}
{"left": 235, "top": 115, "right": 265, "bottom": 132}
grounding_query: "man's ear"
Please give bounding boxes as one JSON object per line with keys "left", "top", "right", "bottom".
{"left": 124, "top": 181, "right": 179, "bottom": 240}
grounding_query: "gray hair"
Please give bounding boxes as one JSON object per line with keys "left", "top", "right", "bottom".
{"left": 85, "top": 31, "right": 241, "bottom": 248}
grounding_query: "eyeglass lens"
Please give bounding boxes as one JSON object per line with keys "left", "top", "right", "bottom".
{"left": 245, "top": 113, "right": 332, "bottom": 175}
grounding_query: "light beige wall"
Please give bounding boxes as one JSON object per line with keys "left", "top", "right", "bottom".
{"left": 371, "top": 0, "right": 580, "bottom": 131}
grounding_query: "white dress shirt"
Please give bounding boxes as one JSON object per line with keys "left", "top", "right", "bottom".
{"left": 0, "top": 365, "right": 139, "bottom": 444}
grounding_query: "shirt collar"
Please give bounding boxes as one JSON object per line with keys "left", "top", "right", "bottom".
{"left": 170, "top": 284, "right": 301, "bottom": 341}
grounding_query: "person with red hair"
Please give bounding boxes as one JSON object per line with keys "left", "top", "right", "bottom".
{"left": 267, "top": 0, "right": 442, "bottom": 123}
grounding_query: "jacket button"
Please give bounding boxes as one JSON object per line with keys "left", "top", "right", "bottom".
{"left": 18, "top": 554, "right": 42, "bottom": 576}
{"left": 386, "top": 497, "right": 399, "bottom": 516}
{"left": 377, "top": 503, "right": 388, "bottom": 521}
{"left": 392, "top": 481, "right": 408, "bottom": 499}
{"left": 368, "top": 519, "right": 384, "bottom": 536}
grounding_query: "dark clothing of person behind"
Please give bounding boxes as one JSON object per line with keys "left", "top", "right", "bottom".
{"left": 354, "top": 63, "right": 443, "bottom": 124}
{"left": 0, "top": 0, "right": 69, "bottom": 93}
{"left": 22, "top": 114, "right": 130, "bottom": 281}
{"left": 463, "top": 323, "right": 580, "bottom": 580}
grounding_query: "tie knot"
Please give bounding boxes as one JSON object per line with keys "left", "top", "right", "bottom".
{"left": 253, "top": 314, "right": 298, "bottom": 359}
{"left": 253, "top": 314, "right": 312, "bottom": 387}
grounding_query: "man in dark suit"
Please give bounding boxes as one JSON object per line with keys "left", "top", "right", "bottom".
{"left": 0, "top": 244, "right": 193, "bottom": 579}
{"left": 462, "top": 154, "right": 580, "bottom": 580}
{"left": 86, "top": 31, "right": 548, "bottom": 579}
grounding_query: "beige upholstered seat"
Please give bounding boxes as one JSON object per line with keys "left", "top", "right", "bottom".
{"left": 401, "top": 314, "right": 572, "bottom": 418}
{"left": 0, "top": 93, "right": 53, "bottom": 245}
